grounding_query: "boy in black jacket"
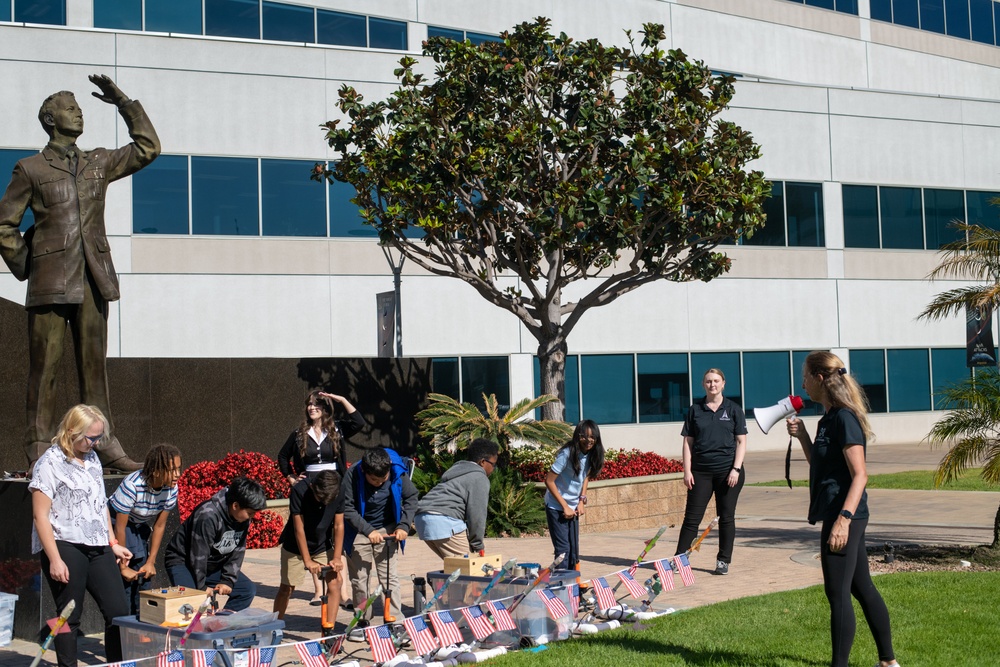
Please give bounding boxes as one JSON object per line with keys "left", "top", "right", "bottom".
{"left": 164, "top": 477, "right": 266, "bottom": 611}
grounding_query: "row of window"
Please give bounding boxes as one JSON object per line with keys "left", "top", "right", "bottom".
{"left": 785, "top": 0, "right": 860, "bottom": 15}
{"left": 1, "top": 0, "right": 63, "bottom": 23}
{"left": 871, "top": 0, "right": 1000, "bottom": 47}
{"left": 740, "top": 181, "right": 825, "bottom": 248}
{"left": 844, "top": 185, "right": 999, "bottom": 249}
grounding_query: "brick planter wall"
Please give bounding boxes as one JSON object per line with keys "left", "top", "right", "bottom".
{"left": 570, "top": 473, "right": 715, "bottom": 534}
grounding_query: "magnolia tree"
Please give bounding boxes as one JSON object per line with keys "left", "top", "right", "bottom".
{"left": 318, "top": 18, "right": 769, "bottom": 420}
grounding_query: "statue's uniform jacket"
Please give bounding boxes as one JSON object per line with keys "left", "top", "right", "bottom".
{"left": 0, "top": 100, "right": 160, "bottom": 307}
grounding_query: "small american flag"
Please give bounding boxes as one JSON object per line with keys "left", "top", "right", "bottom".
{"left": 403, "top": 615, "right": 440, "bottom": 656}
{"left": 296, "top": 640, "right": 329, "bottom": 667}
{"left": 653, "top": 559, "right": 675, "bottom": 591}
{"left": 157, "top": 650, "right": 184, "bottom": 667}
{"left": 429, "top": 610, "right": 464, "bottom": 647}
{"left": 485, "top": 600, "right": 516, "bottom": 633}
{"left": 107, "top": 662, "right": 138, "bottom": 667}
{"left": 324, "top": 634, "right": 345, "bottom": 657}
{"left": 674, "top": 553, "right": 696, "bottom": 586}
{"left": 616, "top": 569, "right": 648, "bottom": 599}
{"left": 247, "top": 646, "right": 276, "bottom": 667}
{"left": 627, "top": 561, "right": 639, "bottom": 577}
{"left": 568, "top": 583, "right": 580, "bottom": 618}
{"left": 592, "top": 576, "right": 618, "bottom": 611}
{"left": 460, "top": 605, "right": 495, "bottom": 641}
{"left": 364, "top": 625, "right": 398, "bottom": 664}
{"left": 536, "top": 589, "right": 569, "bottom": 620}
{"left": 192, "top": 649, "right": 217, "bottom": 667}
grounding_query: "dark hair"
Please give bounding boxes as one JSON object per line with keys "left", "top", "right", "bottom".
{"left": 559, "top": 420, "right": 605, "bottom": 479}
{"left": 141, "top": 443, "right": 182, "bottom": 487}
{"left": 362, "top": 448, "right": 392, "bottom": 478}
{"left": 226, "top": 477, "right": 267, "bottom": 510}
{"left": 309, "top": 470, "right": 342, "bottom": 505}
{"left": 298, "top": 390, "right": 340, "bottom": 461}
{"left": 467, "top": 438, "right": 500, "bottom": 464}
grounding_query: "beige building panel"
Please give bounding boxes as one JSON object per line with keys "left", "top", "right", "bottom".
{"left": 870, "top": 21, "right": 1000, "bottom": 68}
{"left": 726, "top": 247, "right": 829, "bottom": 279}
{"left": 678, "top": 0, "right": 861, "bottom": 39}
{"left": 842, "top": 249, "right": 939, "bottom": 280}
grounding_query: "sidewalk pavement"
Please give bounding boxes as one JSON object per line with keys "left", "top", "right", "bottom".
{"left": 2, "top": 441, "right": 996, "bottom": 666}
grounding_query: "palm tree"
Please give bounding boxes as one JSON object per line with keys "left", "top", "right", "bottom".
{"left": 920, "top": 221, "right": 1000, "bottom": 550}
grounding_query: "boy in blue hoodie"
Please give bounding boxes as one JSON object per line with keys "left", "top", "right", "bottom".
{"left": 342, "top": 448, "right": 418, "bottom": 628}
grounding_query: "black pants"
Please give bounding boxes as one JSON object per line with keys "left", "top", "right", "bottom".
{"left": 545, "top": 506, "right": 580, "bottom": 569}
{"left": 675, "top": 467, "right": 744, "bottom": 563}
{"left": 41, "top": 541, "right": 129, "bottom": 667}
{"left": 820, "top": 517, "right": 895, "bottom": 667}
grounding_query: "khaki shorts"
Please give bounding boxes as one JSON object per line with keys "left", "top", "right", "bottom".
{"left": 280, "top": 546, "right": 334, "bottom": 588}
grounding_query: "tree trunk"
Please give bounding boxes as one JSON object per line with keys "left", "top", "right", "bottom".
{"left": 537, "top": 337, "right": 568, "bottom": 423}
{"left": 993, "top": 500, "right": 1000, "bottom": 549}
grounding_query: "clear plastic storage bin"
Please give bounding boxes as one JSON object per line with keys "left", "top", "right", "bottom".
{"left": 113, "top": 615, "right": 283, "bottom": 665}
{"left": 0, "top": 592, "right": 17, "bottom": 647}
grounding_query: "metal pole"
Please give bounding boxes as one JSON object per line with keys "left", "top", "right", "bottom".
{"left": 382, "top": 245, "right": 405, "bottom": 358}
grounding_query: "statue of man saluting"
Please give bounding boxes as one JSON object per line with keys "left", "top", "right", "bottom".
{"left": 0, "top": 74, "right": 160, "bottom": 472}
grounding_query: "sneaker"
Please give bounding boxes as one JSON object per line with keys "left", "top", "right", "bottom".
{"left": 347, "top": 620, "right": 369, "bottom": 642}
{"left": 715, "top": 560, "right": 729, "bottom": 575}
{"left": 341, "top": 601, "right": 355, "bottom": 612}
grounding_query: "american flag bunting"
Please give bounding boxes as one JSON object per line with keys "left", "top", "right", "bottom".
{"left": 485, "top": 600, "right": 517, "bottom": 633}
{"left": 616, "top": 569, "right": 648, "bottom": 599}
{"left": 460, "top": 604, "right": 495, "bottom": 641}
{"left": 107, "top": 662, "right": 138, "bottom": 667}
{"left": 592, "top": 576, "right": 618, "bottom": 611}
{"left": 403, "top": 615, "right": 440, "bottom": 656}
{"left": 247, "top": 646, "right": 277, "bottom": 667}
{"left": 192, "top": 649, "right": 217, "bottom": 667}
{"left": 364, "top": 624, "right": 399, "bottom": 664}
{"left": 323, "top": 634, "right": 345, "bottom": 657}
{"left": 157, "top": 650, "right": 184, "bottom": 667}
{"left": 568, "top": 583, "right": 580, "bottom": 618}
{"left": 429, "top": 610, "right": 464, "bottom": 647}
{"left": 653, "top": 558, "right": 675, "bottom": 591}
{"left": 536, "top": 588, "right": 569, "bottom": 620}
{"left": 674, "top": 553, "right": 696, "bottom": 586}
{"left": 295, "top": 640, "right": 329, "bottom": 667}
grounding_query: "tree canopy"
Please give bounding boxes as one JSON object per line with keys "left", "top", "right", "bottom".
{"left": 319, "top": 18, "right": 769, "bottom": 418}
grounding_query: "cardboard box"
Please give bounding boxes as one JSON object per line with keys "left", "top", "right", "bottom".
{"left": 138, "top": 588, "right": 209, "bottom": 625}
{"left": 442, "top": 553, "right": 502, "bottom": 576}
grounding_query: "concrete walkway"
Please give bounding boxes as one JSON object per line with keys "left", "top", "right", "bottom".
{"left": 2, "top": 441, "right": 995, "bottom": 666}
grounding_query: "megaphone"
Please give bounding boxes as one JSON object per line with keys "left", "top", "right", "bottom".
{"left": 753, "top": 395, "right": 805, "bottom": 434}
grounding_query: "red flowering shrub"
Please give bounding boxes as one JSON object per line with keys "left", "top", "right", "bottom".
{"left": 247, "top": 510, "right": 284, "bottom": 549}
{"left": 0, "top": 557, "right": 39, "bottom": 594}
{"left": 512, "top": 446, "right": 682, "bottom": 482}
{"left": 177, "top": 451, "right": 289, "bottom": 547}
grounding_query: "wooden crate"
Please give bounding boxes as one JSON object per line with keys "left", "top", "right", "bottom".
{"left": 138, "top": 588, "right": 209, "bottom": 626}
{"left": 443, "top": 553, "right": 502, "bottom": 576}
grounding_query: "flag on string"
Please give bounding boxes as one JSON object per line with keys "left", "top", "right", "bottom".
{"left": 591, "top": 576, "right": 618, "bottom": 611}
{"left": 295, "top": 641, "right": 329, "bottom": 667}
{"left": 324, "top": 634, "right": 345, "bottom": 658}
{"left": 364, "top": 624, "right": 398, "bottom": 664}
{"left": 157, "top": 650, "right": 184, "bottom": 667}
{"left": 485, "top": 600, "right": 516, "bottom": 633}
{"left": 429, "top": 610, "right": 464, "bottom": 647}
{"left": 627, "top": 561, "right": 638, "bottom": 577}
{"left": 247, "top": 646, "right": 276, "bottom": 667}
{"left": 616, "top": 569, "right": 648, "bottom": 599}
{"left": 536, "top": 589, "right": 569, "bottom": 620}
{"left": 460, "top": 604, "right": 495, "bottom": 641}
{"left": 192, "top": 649, "right": 217, "bottom": 667}
{"left": 674, "top": 553, "right": 695, "bottom": 586}
{"left": 568, "top": 583, "right": 580, "bottom": 618}
{"left": 653, "top": 559, "right": 675, "bottom": 591}
{"left": 107, "top": 662, "right": 137, "bottom": 667}
{"left": 403, "top": 615, "right": 440, "bottom": 656}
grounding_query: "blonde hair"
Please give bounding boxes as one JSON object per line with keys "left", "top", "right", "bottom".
{"left": 703, "top": 368, "right": 726, "bottom": 382}
{"left": 52, "top": 405, "right": 108, "bottom": 461}
{"left": 802, "top": 351, "right": 874, "bottom": 441}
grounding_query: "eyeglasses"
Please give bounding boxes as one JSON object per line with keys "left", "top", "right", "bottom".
{"left": 579, "top": 435, "right": 596, "bottom": 442}
{"left": 82, "top": 434, "right": 103, "bottom": 445}
{"left": 483, "top": 458, "right": 498, "bottom": 470}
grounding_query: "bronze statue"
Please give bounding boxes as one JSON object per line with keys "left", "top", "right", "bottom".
{"left": 0, "top": 75, "right": 161, "bottom": 472}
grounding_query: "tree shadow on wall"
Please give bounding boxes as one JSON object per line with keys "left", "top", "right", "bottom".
{"left": 296, "top": 358, "right": 433, "bottom": 459}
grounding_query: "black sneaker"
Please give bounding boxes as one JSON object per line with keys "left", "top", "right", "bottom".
{"left": 715, "top": 560, "right": 729, "bottom": 575}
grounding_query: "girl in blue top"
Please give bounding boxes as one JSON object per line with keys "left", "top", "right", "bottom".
{"left": 544, "top": 420, "right": 605, "bottom": 582}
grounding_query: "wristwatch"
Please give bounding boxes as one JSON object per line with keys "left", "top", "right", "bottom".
{"left": 840, "top": 509, "right": 853, "bottom": 520}
{"left": 732, "top": 466, "right": 742, "bottom": 473}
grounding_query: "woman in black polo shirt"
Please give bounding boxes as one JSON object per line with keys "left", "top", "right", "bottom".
{"left": 674, "top": 368, "right": 747, "bottom": 575}
{"left": 787, "top": 351, "right": 898, "bottom": 667}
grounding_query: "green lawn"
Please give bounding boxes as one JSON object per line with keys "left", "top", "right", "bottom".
{"left": 490, "top": 572, "right": 996, "bottom": 667}
{"left": 752, "top": 468, "right": 997, "bottom": 491}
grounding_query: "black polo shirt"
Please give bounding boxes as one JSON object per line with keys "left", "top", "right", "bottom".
{"left": 279, "top": 479, "right": 345, "bottom": 556}
{"left": 807, "top": 407, "right": 869, "bottom": 525}
{"left": 681, "top": 397, "right": 748, "bottom": 472}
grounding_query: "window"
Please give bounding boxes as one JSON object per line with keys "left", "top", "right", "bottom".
{"left": 329, "top": 177, "right": 376, "bottom": 237}
{"left": 461, "top": 357, "right": 510, "bottom": 414}
{"left": 205, "top": 0, "right": 260, "bottom": 39}
{"left": 369, "top": 17, "right": 407, "bottom": 50}
{"left": 428, "top": 26, "right": 464, "bottom": 41}
{"left": 843, "top": 185, "right": 880, "bottom": 248}
{"left": 924, "top": 188, "right": 965, "bottom": 249}
{"left": 263, "top": 1, "right": 314, "bottom": 43}
{"left": 849, "top": 349, "right": 887, "bottom": 413}
{"left": 0, "top": 150, "right": 36, "bottom": 232}
{"left": 15, "top": 0, "right": 64, "bottom": 24}
{"left": 806, "top": 0, "right": 835, "bottom": 10}
{"left": 94, "top": 0, "right": 141, "bottom": 30}
{"left": 791, "top": 351, "right": 826, "bottom": 416}
{"left": 261, "top": 159, "right": 326, "bottom": 237}
{"left": 786, "top": 182, "right": 825, "bottom": 246}
{"left": 745, "top": 182, "right": 785, "bottom": 246}
{"left": 879, "top": 186, "right": 923, "bottom": 249}
{"left": 145, "top": 0, "right": 201, "bottom": 34}
{"left": 894, "top": 0, "right": 920, "bottom": 27}
{"left": 835, "top": 0, "right": 859, "bottom": 12}
{"left": 431, "top": 358, "right": 459, "bottom": 400}
{"left": 887, "top": 349, "right": 931, "bottom": 412}
{"left": 919, "top": 0, "right": 947, "bottom": 32}
{"left": 132, "top": 154, "right": 189, "bottom": 234}
{"left": 742, "top": 351, "right": 792, "bottom": 419}
{"left": 931, "top": 348, "right": 970, "bottom": 409}
{"left": 466, "top": 31, "right": 502, "bottom": 45}
{"left": 637, "top": 353, "right": 689, "bottom": 423}
{"left": 533, "top": 355, "right": 580, "bottom": 424}
{"left": 870, "top": 0, "right": 1000, "bottom": 46}
{"left": 690, "top": 352, "right": 742, "bottom": 406}
{"left": 945, "top": 0, "right": 971, "bottom": 39}
{"left": 191, "top": 156, "right": 259, "bottom": 235}
{"left": 581, "top": 355, "right": 635, "bottom": 424}
{"left": 871, "top": 0, "right": 894, "bottom": 21}
{"left": 317, "top": 9, "right": 366, "bottom": 47}
{"left": 978, "top": 0, "right": 1000, "bottom": 45}
{"left": 966, "top": 190, "right": 1000, "bottom": 230}
{"left": 1, "top": 1, "right": 9, "bottom": 19}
